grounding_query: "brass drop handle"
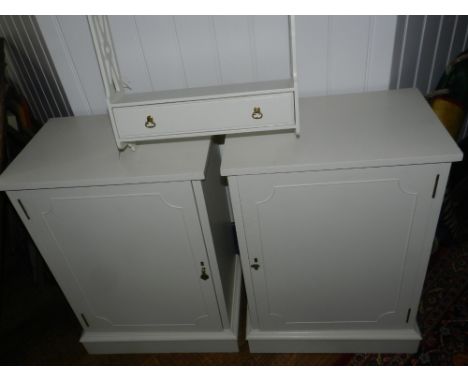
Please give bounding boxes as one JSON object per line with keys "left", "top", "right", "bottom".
{"left": 200, "top": 262, "right": 209, "bottom": 281}
{"left": 251, "top": 106, "right": 263, "bottom": 120}
{"left": 251, "top": 258, "right": 260, "bottom": 270}
{"left": 145, "top": 115, "right": 156, "bottom": 128}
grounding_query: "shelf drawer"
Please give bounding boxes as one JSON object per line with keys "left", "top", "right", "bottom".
{"left": 112, "top": 92, "right": 295, "bottom": 140}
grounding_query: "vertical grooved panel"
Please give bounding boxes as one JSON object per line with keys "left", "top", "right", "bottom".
{"left": 295, "top": 16, "right": 328, "bottom": 97}
{"left": 108, "top": 16, "right": 153, "bottom": 93}
{"left": 0, "top": 20, "right": 42, "bottom": 120}
{"left": 396, "top": 16, "right": 409, "bottom": 89}
{"left": 363, "top": 17, "right": 375, "bottom": 91}
{"left": 326, "top": 16, "right": 332, "bottom": 95}
{"left": 32, "top": 16, "right": 402, "bottom": 117}
{"left": 390, "top": 13, "right": 467, "bottom": 114}
{"left": 29, "top": 16, "right": 72, "bottom": 116}
{"left": 413, "top": 16, "right": 427, "bottom": 88}
{"left": 328, "top": 16, "right": 371, "bottom": 95}
{"left": 2, "top": 16, "right": 48, "bottom": 122}
{"left": 252, "top": 16, "right": 290, "bottom": 82}
{"left": 18, "top": 16, "right": 58, "bottom": 116}
{"left": 446, "top": 16, "right": 458, "bottom": 64}
{"left": 56, "top": 16, "right": 106, "bottom": 115}
{"left": 414, "top": 16, "right": 442, "bottom": 93}
{"left": 247, "top": 16, "right": 258, "bottom": 80}
{"left": 361, "top": 16, "right": 399, "bottom": 92}
{"left": 36, "top": 15, "right": 91, "bottom": 116}
{"left": 448, "top": 16, "right": 468, "bottom": 62}
{"left": 213, "top": 16, "right": 254, "bottom": 84}
{"left": 173, "top": 16, "right": 221, "bottom": 88}
{"left": 429, "top": 15, "right": 456, "bottom": 91}
{"left": 389, "top": 16, "right": 407, "bottom": 89}
{"left": 399, "top": 16, "right": 425, "bottom": 88}
{"left": 427, "top": 17, "right": 443, "bottom": 94}
{"left": 133, "top": 16, "right": 187, "bottom": 91}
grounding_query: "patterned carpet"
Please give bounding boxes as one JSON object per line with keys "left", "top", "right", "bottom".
{"left": 348, "top": 243, "right": 468, "bottom": 365}
{"left": 0, "top": 229, "right": 467, "bottom": 365}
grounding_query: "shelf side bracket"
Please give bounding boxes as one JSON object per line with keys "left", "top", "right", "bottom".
{"left": 88, "top": 15, "right": 124, "bottom": 98}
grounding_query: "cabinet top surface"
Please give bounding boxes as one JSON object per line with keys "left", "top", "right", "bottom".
{"left": 221, "top": 89, "right": 463, "bottom": 176}
{"left": 0, "top": 115, "right": 211, "bottom": 190}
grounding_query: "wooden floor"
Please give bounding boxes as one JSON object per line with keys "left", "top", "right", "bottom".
{"left": 0, "top": 270, "right": 350, "bottom": 365}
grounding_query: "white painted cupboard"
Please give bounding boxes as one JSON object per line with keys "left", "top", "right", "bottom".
{"left": 0, "top": 116, "right": 241, "bottom": 354}
{"left": 87, "top": 16, "right": 300, "bottom": 150}
{"left": 221, "top": 89, "right": 463, "bottom": 353}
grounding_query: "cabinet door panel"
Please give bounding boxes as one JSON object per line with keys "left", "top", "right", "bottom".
{"left": 236, "top": 165, "right": 440, "bottom": 331}
{"left": 14, "top": 182, "right": 222, "bottom": 332}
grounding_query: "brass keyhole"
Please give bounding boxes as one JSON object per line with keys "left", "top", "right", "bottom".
{"left": 251, "top": 107, "right": 263, "bottom": 120}
{"left": 145, "top": 115, "right": 156, "bottom": 128}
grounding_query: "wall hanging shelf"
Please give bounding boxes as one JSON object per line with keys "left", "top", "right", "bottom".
{"left": 88, "top": 16, "right": 300, "bottom": 150}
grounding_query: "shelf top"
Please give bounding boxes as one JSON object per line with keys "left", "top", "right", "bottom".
{"left": 0, "top": 115, "right": 212, "bottom": 191}
{"left": 109, "top": 79, "right": 294, "bottom": 107}
{"left": 221, "top": 88, "right": 463, "bottom": 176}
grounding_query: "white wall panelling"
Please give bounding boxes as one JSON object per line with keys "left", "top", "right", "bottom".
{"left": 430, "top": 16, "right": 457, "bottom": 91}
{"left": 9, "top": 15, "right": 466, "bottom": 124}
{"left": 43, "top": 15, "right": 108, "bottom": 115}
{"left": 390, "top": 15, "right": 468, "bottom": 140}
{"left": 391, "top": 15, "right": 468, "bottom": 94}
{"left": 414, "top": 16, "right": 443, "bottom": 92}
{"left": 109, "top": 15, "right": 292, "bottom": 90}
{"left": 398, "top": 16, "right": 425, "bottom": 90}
{"left": 37, "top": 16, "right": 398, "bottom": 116}
{"left": 295, "top": 16, "right": 397, "bottom": 96}
{"left": 0, "top": 15, "right": 72, "bottom": 124}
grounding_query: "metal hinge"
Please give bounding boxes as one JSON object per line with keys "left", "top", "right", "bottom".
{"left": 81, "top": 313, "right": 90, "bottom": 327}
{"left": 406, "top": 308, "right": 412, "bottom": 323}
{"left": 432, "top": 174, "right": 440, "bottom": 199}
{"left": 17, "top": 199, "right": 30, "bottom": 220}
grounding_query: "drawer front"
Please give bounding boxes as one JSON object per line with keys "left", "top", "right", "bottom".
{"left": 112, "top": 92, "right": 295, "bottom": 139}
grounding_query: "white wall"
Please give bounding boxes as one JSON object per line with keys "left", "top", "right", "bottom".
{"left": 391, "top": 15, "right": 468, "bottom": 94}
{"left": 0, "top": 15, "right": 72, "bottom": 123}
{"left": 296, "top": 16, "right": 397, "bottom": 96}
{"left": 36, "top": 15, "right": 398, "bottom": 117}
{"left": 390, "top": 15, "right": 468, "bottom": 140}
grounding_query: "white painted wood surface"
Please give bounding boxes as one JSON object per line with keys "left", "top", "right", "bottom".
{"left": 12, "top": 182, "right": 223, "bottom": 331}
{"left": 0, "top": 116, "right": 241, "bottom": 353}
{"left": 0, "top": 115, "right": 212, "bottom": 191}
{"left": 88, "top": 16, "right": 299, "bottom": 148}
{"left": 109, "top": 79, "right": 294, "bottom": 106}
{"left": 246, "top": 328, "right": 421, "bottom": 353}
{"left": 112, "top": 91, "right": 295, "bottom": 141}
{"left": 236, "top": 164, "right": 442, "bottom": 332}
{"left": 192, "top": 144, "right": 239, "bottom": 328}
{"left": 36, "top": 16, "right": 398, "bottom": 116}
{"left": 227, "top": 163, "right": 452, "bottom": 352}
{"left": 221, "top": 89, "right": 463, "bottom": 176}
{"left": 223, "top": 89, "right": 461, "bottom": 353}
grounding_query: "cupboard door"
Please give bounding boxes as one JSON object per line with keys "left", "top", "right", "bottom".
{"left": 12, "top": 182, "right": 222, "bottom": 332}
{"left": 236, "top": 165, "right": 442, "bottom": 331}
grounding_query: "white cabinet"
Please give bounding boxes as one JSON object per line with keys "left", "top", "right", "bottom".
{"left": 0, "top": 116, "right": 241, "bottom": 354}
{"left": 221, "top": 89, "right": 463, "bottom": 353}
{"left": 88, "top": 16, "right": 300, "bottom": 150}
{"left": 11, "top": 182, "right": 222, "bottom": 332}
